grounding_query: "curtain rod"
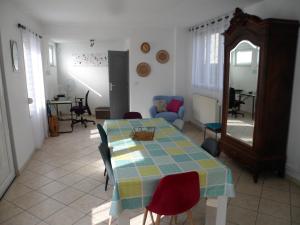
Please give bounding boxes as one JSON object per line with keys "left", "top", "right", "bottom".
{"left": 18, "top": 23, "right": 43, "bottom": 39}
{"left": 189, "top": 13, "right": 232, "bottom": 32}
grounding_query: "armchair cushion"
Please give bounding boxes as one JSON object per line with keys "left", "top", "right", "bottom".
{"left": 155, "top": 112, "right": 178, "bottom": 122}
{"left": 166, "top": 99, "right": 183, "bottom": 113}
{"left": 154, "top": 99, "right": 167, "bottom": 112}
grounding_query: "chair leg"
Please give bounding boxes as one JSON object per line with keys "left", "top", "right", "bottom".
{"left": 169, "top": 216, "right": 173, "bottom": 225}
{"left": 150, "top": 212, "right": 155, "bottom": 225}
{"left": 104, "top": 168, "right": 107, "bottom": 176}
{"left": 174, "top": 216, "right": 178, "bottom": 224}
{"left": 142, "top": 209, "right": 148, "bottom": 225}
{"left": 186, "top": 210, "right": 194, "bottom": 225}
{"left": 105, "top": 175, "right": 109, "bottom": 191}
{"left": 155, "top": 215, "right": 161, "bottom": 225}
{"left": 108, "top": 216, "right": 113, "bottom": 225}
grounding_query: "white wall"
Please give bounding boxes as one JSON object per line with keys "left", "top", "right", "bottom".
{"left": 56, "top": 40, "right": 126, "bottom": 113}
{"left": 0, "top": 0, "right": 43, "bottom": 170}
{"left": 128, "top": 28, "right": 175, "bottom": 117}
{"left": 245, "top": 0, "right": 300, "bottom": 181}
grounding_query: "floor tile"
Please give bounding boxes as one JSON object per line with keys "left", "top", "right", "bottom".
{"left": 227, "top": 206, "right": 257, "bottom": 225}
{"left": 69, "top": 194, "right": 106, "bottom": 214}
{"left": 38, "top": 181, "right": 67, "bottom": 196}
{"left": 61, "top": 162, "right": 84, "bottom": 172}
{"left": 229, "top": 192, "right": 260, "bottom": 211}
{"left": 263, "top": 177, "right": 290, "bottom": 192}
{"left": 44, "top": 168, "right": 71, "bottom": 180}
{"left": 291, "top": 183, "right": 300, "bottom": 195}
{"left": 292, "top": 193, "right": 300, "bottom": 207}
{"left": 57, "top": 173, "right": 85, "bottom": 186}
{"left": 236, "top": 180, "right": 262, "bottom": 196}
{"left": 45, "top": 206, "right": 85, "bottom": 225}
{"left": 261, "top": 186, "right": 290, "bottom": 204}
{"left": 256, "top": 213, "right": 290, "bottom": 225}
{"left": 51, "top": 187, "right": 85, "bottom": 205}
{"left": 2, "top": 211, "right": 41, "bottom": 225}
{"left": 4, "top": 183, "right": 33, "bottom": 201}
{"left": 28, "top": 164, "right": 57, "bottom": 175}
{"left": 72, "top": 178, "right": 102, "bottom": 193}
{"left": 292, "top": 206, "right": 300, "bottom": 223}
{"left": 258, "top": 198, "right": 291, "bottom": 220}
{"left": 88, "top": 184, "right": 113, "bottom": 200}
{"left": 28, "top": 198, "right": 65, "bottom": 219}
{"left": 22, "top": 176, "right": 53, "bottom": 189}
{"left": 12, "top": 191, "right": 48, "bottom": 209}
{"left": 0, "top": 200, "right": 23, "bottom": 223}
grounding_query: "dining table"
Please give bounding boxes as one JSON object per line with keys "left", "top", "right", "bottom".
{"left": 104, "top": 118, "right": 235, "bottom": 225}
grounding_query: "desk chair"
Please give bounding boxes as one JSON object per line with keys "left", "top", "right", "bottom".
{"left": 70, "top": 90, "right": 95, "bottom": 128}
{"left": 229, "top": 87, "right": 245, "bottom": 117}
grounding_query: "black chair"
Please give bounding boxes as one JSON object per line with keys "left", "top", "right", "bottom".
{"left": 201, "top": 138, "right": 220, "bottom": 157}
{"left": 123, "top": 112, "right": 143, "bottom": 119}
{"left": 98, "top": 143, "right": 115, "bottom": 191}
{"left": 97, "top": 124, "right": 109, "bottom": 176}
{"left": 70, "top": 90, "right": 95, "bottom": 128}
{"left": 228, "top": 87, "right": 245, "bottom": 117}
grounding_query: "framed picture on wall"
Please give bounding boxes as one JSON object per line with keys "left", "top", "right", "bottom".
{"left": 10, "top": 40, "right": 19, "bottom": 72}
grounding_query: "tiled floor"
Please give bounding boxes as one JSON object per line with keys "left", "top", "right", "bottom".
{"left": 0, "top": 120, "right": 300, "bottom": 225}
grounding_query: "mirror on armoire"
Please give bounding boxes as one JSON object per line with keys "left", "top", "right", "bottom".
{"left": 226, "top": 40, "right": 259, "bottom": 146}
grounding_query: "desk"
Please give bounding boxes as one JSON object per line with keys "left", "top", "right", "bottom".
{"left": 47, "top": 100, "right": 73, "bottom": 133}
{"left": 104, "top": 118, "right": 235, "bottom": 225}
{"left": 239, "top": 93, "right": 256, "bottom": 119}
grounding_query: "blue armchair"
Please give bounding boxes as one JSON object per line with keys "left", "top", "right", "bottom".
{"left": 149, "top": 96, "right": 184, "bottom": 123}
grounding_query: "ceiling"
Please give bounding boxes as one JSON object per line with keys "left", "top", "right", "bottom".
{"left": 11, "top": 0, "right": 262, "bottom": 42}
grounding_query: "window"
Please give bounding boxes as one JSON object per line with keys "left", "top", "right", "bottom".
{"left": 210, "top": 33, "right": 219, "bottom": 64}
{"left": 236, "top": 50, "right": 252, "bottom": 65}
{"left": 49, "top": 45, "right": 54, "bottom": 66}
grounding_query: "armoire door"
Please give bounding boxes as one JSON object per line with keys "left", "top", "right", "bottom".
{"left": 0, "top": 68, "right": 15, "bottom": 198}
{"left": 108, "top": 51, "right": 129, "bottom": 119}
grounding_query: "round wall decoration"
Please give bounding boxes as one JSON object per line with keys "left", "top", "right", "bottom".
{"left": 136, "top": 62, "right": 151, "bottom": 77}
{"left": 140, "top": 42, "right": 151, "bottom": 53}
{"left": 156, "top": 50, "right": 169, "bottom": 64}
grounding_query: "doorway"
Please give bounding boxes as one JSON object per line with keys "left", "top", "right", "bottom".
{"left": 108, "top": 51, "right": 129, "bottom": 119}
{"left": 0, "top": 64, "right": 15, "bottom": 198}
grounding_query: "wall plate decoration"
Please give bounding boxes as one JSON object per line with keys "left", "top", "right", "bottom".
{"left": 10, "top": 40, "right": 19, "bottom": 72}
{"left": 156, "top": 50, "right": 169, "bottom": 64}
{"left": 136, "top": 62, "right": 151, "bottom": 77}
{"left": 140, "top": 42, "right": 151, "bottom": 53}
{"left": 72, "top": 53, "right": 108, "bottom": 66}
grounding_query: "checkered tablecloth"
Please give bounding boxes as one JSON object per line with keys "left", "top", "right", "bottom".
{"left": 104, "top": 118, "right": 235, "bottom": 216}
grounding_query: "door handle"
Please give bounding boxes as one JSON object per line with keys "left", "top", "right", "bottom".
{"left": 110, "top": 83, "right": 116, "bottom": 91}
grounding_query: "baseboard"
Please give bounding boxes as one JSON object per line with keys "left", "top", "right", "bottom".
{"left": 286, "top": 164, "right": 300, "bottom": 185}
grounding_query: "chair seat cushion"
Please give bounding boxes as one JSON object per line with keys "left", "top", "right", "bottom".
{"left": 155, "top": 112, "right": 178, "bottom": 122}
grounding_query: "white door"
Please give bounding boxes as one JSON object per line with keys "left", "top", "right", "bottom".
{"left": 0, "top": 68, "right": 15, "bottom": 198}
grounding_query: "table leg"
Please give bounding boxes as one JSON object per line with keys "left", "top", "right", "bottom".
{"left": 252, "top": 96, "right": 255, "bottom": 119}
{"left": 216, "top": 196, "right": 228, "bottom": 225}
{"left": 205, "top": 196, "right": 228, "bottom": 225}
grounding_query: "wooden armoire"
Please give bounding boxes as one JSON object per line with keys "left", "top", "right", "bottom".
{"left": 220, "top": 8, "right": 299, "bottom": 182}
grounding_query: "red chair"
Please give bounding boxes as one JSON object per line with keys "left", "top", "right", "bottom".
{"left": 142, "top": 171, "right": 200, "bottom": 225}
{"left": 123, "top": 112, "right": 143, "bottom": 119}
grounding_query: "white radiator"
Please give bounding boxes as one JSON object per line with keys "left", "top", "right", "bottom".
{"left": 192, "top": 94, "right": 220, "bottom": 125}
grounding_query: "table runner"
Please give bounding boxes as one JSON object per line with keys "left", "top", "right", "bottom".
{"left": 104, "top": 118, "right": 235, "bottom": 216}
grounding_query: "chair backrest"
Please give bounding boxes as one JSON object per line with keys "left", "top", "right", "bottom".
{"left": 229, "top": 87, "right": 236, "bottom": 108}
{"left": 201, "top": 138, "right": 220, "bottom": 157}
{"left": 85, "top": 90, "right": 92, "bottom": 115}
{"left": 97, "top": 124, "right": 108, "bottom": 146}
{"left": 98, "top": 143, "right": 115, "bottom": 185}
{"left": 152, "top": 96, "right": 184, "bottom": 105}
{"left": 147, "top": 171, "right": 200, "bottom": 216}
{"left": 123, "top": 112, "right": 143, "bottom": 119}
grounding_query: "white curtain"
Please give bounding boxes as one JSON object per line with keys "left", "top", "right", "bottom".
{"left": 192, "top": 17, "right": 230, "bottom": 102}
{"left": 21, "top": 29, "right": 47, "bottom": 149}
